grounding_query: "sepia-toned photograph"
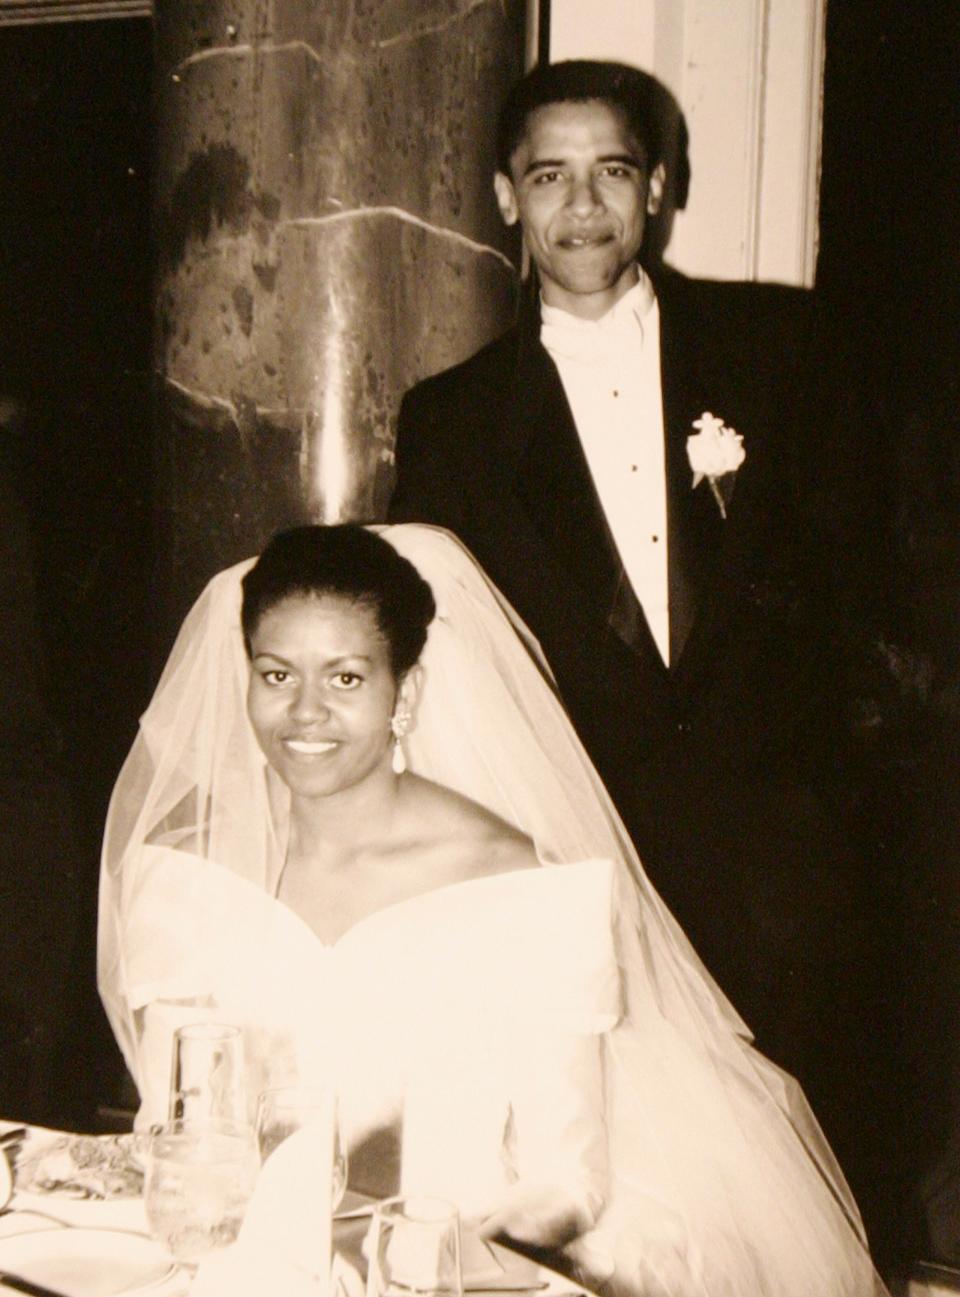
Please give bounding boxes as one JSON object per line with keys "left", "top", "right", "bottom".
{"left": 0, "top": 1, "right": 957, "bottom": 1294}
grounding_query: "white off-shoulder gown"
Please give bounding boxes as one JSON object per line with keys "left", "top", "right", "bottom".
{"left": 125, "top": 849, "right": 617, "bottom": 1223}
{"left": 121, "top": 847, "right": 882, "bottom": 1297}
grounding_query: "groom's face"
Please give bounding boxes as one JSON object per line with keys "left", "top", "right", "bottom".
{"left": 495, "top": 98, "right": 664, "bottom": 321}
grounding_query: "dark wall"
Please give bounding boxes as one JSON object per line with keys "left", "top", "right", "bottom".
{"left": 818, "top": 0, "right": 960, "bottom": 1269}
{"left": 0, "top": 18, "right": 155, "bottom": 1124}
{"left": 819, "top": 0, "right": 960, "bottom": 614}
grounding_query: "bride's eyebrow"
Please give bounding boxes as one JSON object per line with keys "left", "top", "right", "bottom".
{"left": 251, "top": 651, "right": 375, "bottom": 667}
{"left": 250, "top": 650, "right": 300, "bottom": 669}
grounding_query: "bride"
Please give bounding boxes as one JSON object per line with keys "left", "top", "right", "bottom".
{"left": 98, "top": 522, "right": 886, "bottom": 1296}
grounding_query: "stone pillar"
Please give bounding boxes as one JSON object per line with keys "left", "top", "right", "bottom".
{"left": 153, "top": 0, "right": 523, "bottom": 623}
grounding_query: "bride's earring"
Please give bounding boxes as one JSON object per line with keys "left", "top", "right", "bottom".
{"left": 390, "top": 707, "right": 410, "bottom": 775}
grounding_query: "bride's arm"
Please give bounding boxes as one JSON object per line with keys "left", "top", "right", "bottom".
{"left": 473, "top": 862, "right": 619, "bottom": 1250}
{"left": 477, "top": 1025, "right": 608, "bottom": 1249}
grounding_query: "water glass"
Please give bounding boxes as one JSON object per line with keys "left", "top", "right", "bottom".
{"left": 169, "top": 1022, "right": 247, "bottom": 1125}
{"left": 143, "top": 1119, "right": 258, "bottom": 1273}
{"left": 255, "top": 1084, "right": 348, "bottom": 1209}
{"left": 366, "top": 1196, "right": 463, "bottom": 1297}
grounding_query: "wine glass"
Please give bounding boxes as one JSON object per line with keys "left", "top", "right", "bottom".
{"left": 254, "top": 1084, "right": 348, "bottom": 1209}
{"left": 143, "top": 1119, "right": 258, "bottom": 1276}
{"left": 366, "top": 1196, "right": 463, "bottom": 1297}
{"left": 169, "top": 1022, "right": 247, "bottom": 1126}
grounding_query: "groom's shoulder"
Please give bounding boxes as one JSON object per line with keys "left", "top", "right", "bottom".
{"left": 653, "top": 263, "right": 812, "bottom": 334}
{"left": 393, "top": 325, "right": 523, "bottom": 508}
{"left": 653, "top": 265, "right": 816, "bottom": 388}
{"left": 401, "top": 324, "right": 521, "bottom": 414}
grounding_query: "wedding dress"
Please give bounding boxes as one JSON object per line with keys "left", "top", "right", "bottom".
{"left": 98, "top": 523, "right": 887, "bottom": 1297}
{"left": 122, "top": 847, "right": 616, "bottom": 1226}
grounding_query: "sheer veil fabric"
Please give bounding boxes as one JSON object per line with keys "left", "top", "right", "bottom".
{"left": 98, "top": 524, "right": 886, "bottom": 1297}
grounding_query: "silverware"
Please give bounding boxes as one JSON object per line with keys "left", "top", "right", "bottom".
{"left": 0, "top": 1207, "right": 74, "bottom": 1227}
{"left": 472, "top": 1285, "right": 550, "bottom": 1293}
{"left": 0, "top": 1270, "right": 70, "bottom": 1297}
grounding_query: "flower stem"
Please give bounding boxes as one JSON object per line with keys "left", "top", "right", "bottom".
{"left": 709, "top": 477, "right": 727, "bottom": 519}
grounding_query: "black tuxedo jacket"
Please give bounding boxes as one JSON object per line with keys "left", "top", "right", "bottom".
{"left": 389, "top": 265, "right": 857, "bottom": 1067}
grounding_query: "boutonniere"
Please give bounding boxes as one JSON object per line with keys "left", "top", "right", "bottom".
{"left": 685, "top": 412, "right": 745, "bottom": 519}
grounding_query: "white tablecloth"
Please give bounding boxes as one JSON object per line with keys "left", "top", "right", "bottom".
{"left": 0, "top": 1124, "right": 590, "bottom": 1297}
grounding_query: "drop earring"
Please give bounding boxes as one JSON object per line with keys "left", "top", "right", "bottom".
{"left": 390, "top": 706, "right": 410, "bottom": 775}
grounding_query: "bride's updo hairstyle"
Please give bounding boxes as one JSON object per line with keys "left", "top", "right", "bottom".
{"left": 241, "top": 524, "right": 436, "bottom": 678}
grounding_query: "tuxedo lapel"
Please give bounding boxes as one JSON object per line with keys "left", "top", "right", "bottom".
{"left": 512, "top": 335, "right": 619, "bottom": 614}
{"left": 656, "top": 274, "right": 728, "bottom": 675}
{"left": 509, "top": 313, "right": 667, "bottom": 673}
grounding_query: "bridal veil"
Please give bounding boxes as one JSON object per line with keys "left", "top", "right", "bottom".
{"left": 98, "top": 523, "right": 885, "bottom": 1297}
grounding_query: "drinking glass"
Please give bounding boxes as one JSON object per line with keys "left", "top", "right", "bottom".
{"left": 168, "top": 1022, "right": 247, "bottom": 1126}
{"left": 366, "top": 1197, "right": 463, "bottom": 1297}
{"left": 254, "top": 1084, "right": 348, "bottom": 1209}
{"left": 143, "top": 1119, "right": 258, "bottom": 1275}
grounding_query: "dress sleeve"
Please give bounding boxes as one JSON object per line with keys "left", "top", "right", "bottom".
{"left": 396, "top": 860, "right": 621, "bottom": 1243}
{"left": 480, "top": 859, "right": 621, "bottom": 1034}
{"left": 118, "top": 846, "right": 309, "bottom": 1129}
{"left": 117, "top": 847, "right": 234, "bottom": 1126}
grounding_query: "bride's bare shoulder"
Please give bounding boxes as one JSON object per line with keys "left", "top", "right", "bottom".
{"left": 401, "top": 775, "right": 539, "bottom": 879}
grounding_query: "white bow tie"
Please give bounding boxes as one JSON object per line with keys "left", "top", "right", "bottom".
{"left": 540, "top": 308, "right": 645, "bottom": 365}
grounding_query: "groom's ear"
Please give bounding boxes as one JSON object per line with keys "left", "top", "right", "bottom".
{"left": 646, "top": 161, "right": 666, "bottom": 216}
{"left": 494, "top": 172, "right": 520, "bottom": 227}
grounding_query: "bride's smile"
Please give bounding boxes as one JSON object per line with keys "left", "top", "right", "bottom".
{"left": 283, "top": 738, "right": 338, "bottom": 757}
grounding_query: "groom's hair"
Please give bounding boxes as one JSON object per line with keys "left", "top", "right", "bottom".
{"left": 495, "top": 59, "right": 668, "bottom": 175}
{"left": 241, "top": 524, "right": 436, "bottom": 678}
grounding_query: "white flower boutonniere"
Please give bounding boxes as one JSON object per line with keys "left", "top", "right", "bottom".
{"left": 685, "top": 412, "right": 745, "bottom": 519}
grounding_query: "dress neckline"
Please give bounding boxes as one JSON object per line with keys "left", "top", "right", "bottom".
{"left": 143, "top": 843, "right": 608, "bottom": 952}
{"left": 281, "top": 858, "right": 606, "bottom": 951}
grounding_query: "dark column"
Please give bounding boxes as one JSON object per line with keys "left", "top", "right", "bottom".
{"left": 154, "top": 0, "right": 524, "bottom": 627}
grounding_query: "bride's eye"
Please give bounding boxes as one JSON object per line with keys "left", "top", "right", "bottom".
{"left": 261, "top": 669, "right": 290, "bottom": 686}
{"left": 331, "top": 672, "right": 362, "bottom": 690}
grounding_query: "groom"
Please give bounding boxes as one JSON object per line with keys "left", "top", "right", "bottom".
{"left": 389, "top": 61, "right": 866, "bottom": 1095}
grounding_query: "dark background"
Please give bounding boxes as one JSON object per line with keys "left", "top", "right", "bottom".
{"left": 0, "top": 0, "right": 956, "bottom": 1274}
{"left": 0, "top": 17, "right": 154, "bottom": 1128}
{"left": 817, "top": 0, "right": 960, "bottom": 1272}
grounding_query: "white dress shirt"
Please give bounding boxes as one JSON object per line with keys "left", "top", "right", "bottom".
{"left": 541, "top": 276, "right": 670, "bottom": 665}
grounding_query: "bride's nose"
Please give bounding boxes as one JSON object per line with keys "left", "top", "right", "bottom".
{"left": 289, "top": 678, "right": 330, "bottom": 723}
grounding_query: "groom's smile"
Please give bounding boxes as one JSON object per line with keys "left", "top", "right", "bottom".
{"left": 557, "top": 230, "right": 616, "bottom": 248}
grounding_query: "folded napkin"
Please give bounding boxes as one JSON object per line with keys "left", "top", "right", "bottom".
{"left": 193, "top": 1122, "right": 335, "bottom": 1297}
{"left": 191, "top": 1122, "right": 546, "bottom": 1296}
